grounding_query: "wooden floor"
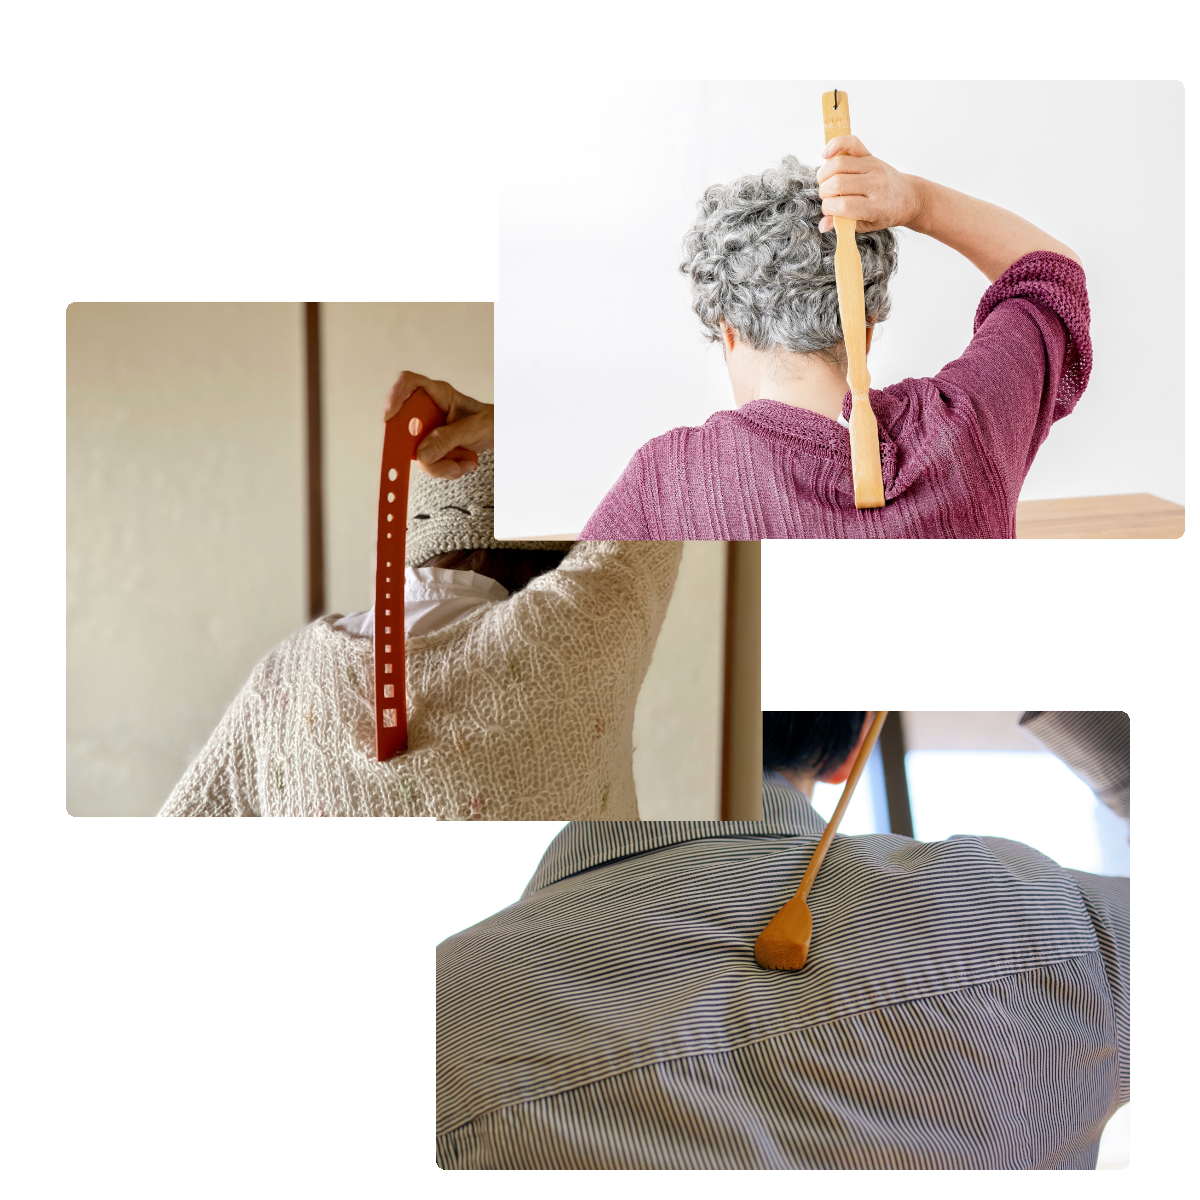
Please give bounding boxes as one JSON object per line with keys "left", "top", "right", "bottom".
{"left": 1015, "top": 493, "right": 1184, "bottom": 539}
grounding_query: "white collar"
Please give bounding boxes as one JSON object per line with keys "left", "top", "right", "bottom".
{"left": 333, "top": 566, "right": 508, "bottom": 640}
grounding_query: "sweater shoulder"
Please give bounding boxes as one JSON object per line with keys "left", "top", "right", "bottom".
{"left": 245, "top": 618, "right": 367, "bottom": 688}
{"left": 637, "top": 409, "right": 739, "bottom": 452}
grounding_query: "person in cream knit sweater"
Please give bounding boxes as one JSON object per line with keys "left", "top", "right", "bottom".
{"left": 160, "top": 373, "right": 683, "bottom": 820}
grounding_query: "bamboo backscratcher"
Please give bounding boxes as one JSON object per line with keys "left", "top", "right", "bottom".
{"left": 754, "top": 710, "right": 890, "bottom": 970}
{"left": 821, "top": 90, "right": 885, "bottom": 510}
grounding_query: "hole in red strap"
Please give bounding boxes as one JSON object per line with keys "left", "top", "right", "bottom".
{"left": 408, "top": 418, "right": 422, "bottom": 437}
{"left": 383, "top": 663, "right": 392, "bottom": 674}
{"left": 388, "top": 468, "right": 398, "bottom": 482}
{"left": 382, "top": 708, "right": 397, "bottom": 728}
{"left": 383, "top": 684, "right": 394, "bottom": 698}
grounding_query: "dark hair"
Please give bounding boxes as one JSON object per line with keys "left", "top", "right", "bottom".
{"left": 418, "top": 547, "right": 573, "bottom": 595}
{"left": 763, "top": 712, "right": 866, "bottom": 777}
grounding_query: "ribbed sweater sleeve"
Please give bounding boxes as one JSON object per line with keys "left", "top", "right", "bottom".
{"left": 579, "top": 452, "right": 655, "bottom": 540}
{"left": 931, "top": 251, "right": 1091, "bottom": 485}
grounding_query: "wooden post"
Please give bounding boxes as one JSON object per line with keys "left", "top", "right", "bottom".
{"left": 720, "top": 541, "right": 762, "bottom": 820}
{"left": 304, "top": 302, "right": 326, "bottom": 619}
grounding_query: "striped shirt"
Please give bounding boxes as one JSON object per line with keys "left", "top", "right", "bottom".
{"left": 437, "top": 775, "right": 1129, "bottom": 1169}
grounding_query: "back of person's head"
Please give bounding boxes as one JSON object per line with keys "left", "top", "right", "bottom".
{"left": 407, "top": 450, "right": 573, "bottom": 592}
{"left": 680, "top": 157, "right": 898, "bottom": 364}
{"left": 763, "top": 711, "right": 867, "bottom": 777}
{"left": 419, "top": 547, "right": 572, "bottom": 595}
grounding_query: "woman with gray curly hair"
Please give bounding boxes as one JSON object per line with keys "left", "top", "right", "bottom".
{"left": 579, "top": 137, "right": 1090, "bottom": 539}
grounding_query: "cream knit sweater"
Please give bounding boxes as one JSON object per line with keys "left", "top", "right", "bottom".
{"left": 160, "top": 541, "right": 683, "bottom": 819}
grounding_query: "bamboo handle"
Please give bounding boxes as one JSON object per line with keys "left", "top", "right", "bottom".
{"left": 794, "top": 710, "right": 889, "bottom": 901}
{"left": 821, "top": 90, "right": 885, "bottom": 510}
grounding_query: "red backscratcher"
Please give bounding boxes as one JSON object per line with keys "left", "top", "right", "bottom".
{"left": 374, "top": 388, "right": 477, "bottom": 761}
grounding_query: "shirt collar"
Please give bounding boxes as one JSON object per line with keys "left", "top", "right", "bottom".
{"left": 730, "top": 397, "right": 899, "bottom": 497}
{"left": 403, "top": 565, "right": 509, "bottom": 605}
{"left": 331, "top": 566, "right": 508, "bottom": 641}
{"left": 523, "top": 773, "right": 828, "bottom": 897}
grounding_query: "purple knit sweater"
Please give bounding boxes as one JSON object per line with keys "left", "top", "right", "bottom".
{"left": 580, "top": 252, "right": 1092, "bottom": 540}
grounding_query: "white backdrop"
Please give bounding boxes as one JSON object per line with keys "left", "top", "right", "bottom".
{"left": 495, "top": 80, "right": 1184, "bottom": 535}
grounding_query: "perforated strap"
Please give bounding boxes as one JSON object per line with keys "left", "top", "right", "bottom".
{"left": 374, "top": 388, "right": 447, "bottom": 762}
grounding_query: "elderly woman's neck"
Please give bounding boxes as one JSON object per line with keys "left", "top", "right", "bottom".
{"left": 734, "top": 348, "right": 849, "bottom": 422}
{"left": 727, "top": 343, "right": 854, "bottom": 420}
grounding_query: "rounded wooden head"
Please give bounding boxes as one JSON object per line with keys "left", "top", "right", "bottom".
{"left": 754, "top": 933, "right": 810, "bottom": 971}
{"left": 753, "top": 896, "right": 813, "bottom": 971}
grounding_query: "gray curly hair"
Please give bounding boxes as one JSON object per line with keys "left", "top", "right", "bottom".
{"left": 680, "top": 155, "right": 899, "bottom": 358}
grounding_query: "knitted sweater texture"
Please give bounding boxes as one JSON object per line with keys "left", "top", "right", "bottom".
{"left": 159, "top": 541, "right": 683, "bottom": 819}
{"left": 579, "top": 252, "right": 1092, "bottom": 540}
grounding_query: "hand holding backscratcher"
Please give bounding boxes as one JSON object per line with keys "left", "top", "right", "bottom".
{"left": 819, "top": 92, "right": 885, "bottom": 510}
{"left": 815, "top": 136, "right": 923, "bottom": 234}
{"left": 754, "top": 711, "right": 890, "bottom": 971}
{"left": 386, "top": 371, "right": 492, "bottom": 479}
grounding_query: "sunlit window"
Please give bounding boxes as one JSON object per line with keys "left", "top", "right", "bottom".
{"left": 810, "top": 739, "right": 886, "bottom": 836}
{"left": 810, "top": 739, "right": 1128, "bottom": 879}
{"left": 905, "top": 750, "right": 1128, "bottom": 876}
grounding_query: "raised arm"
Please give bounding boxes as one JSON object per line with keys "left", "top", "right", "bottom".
{"left": 816, "top": 135, "right": 1081, "bottom": 282}
{"left": 1019, "top": 711, "right": 1130, "bottom": 821}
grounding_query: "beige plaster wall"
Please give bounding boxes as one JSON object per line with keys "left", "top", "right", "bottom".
{"left": 66, "top": 303, "right": 305, "bottom": 816}
{"left": 633, "top": 542, "right": 726, "bottom": 820}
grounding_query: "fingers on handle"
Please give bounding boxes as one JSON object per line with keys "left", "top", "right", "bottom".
{"left": 414, "top": 451, "right": 479, "bottom": 480}
{"left": 822, "top": 134, "right": 869, "bottom": 159}
{"left": 821, "top": 195, "right": 875, "bottom": 223}
{"left": 416, "top": 421, "right": 484, "bottom": 467}
{"left": 415, "top": 424, "right": 457, "bottom": 463}
{"left": 418, "top": 410, "right": 494, "bottom": 461}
